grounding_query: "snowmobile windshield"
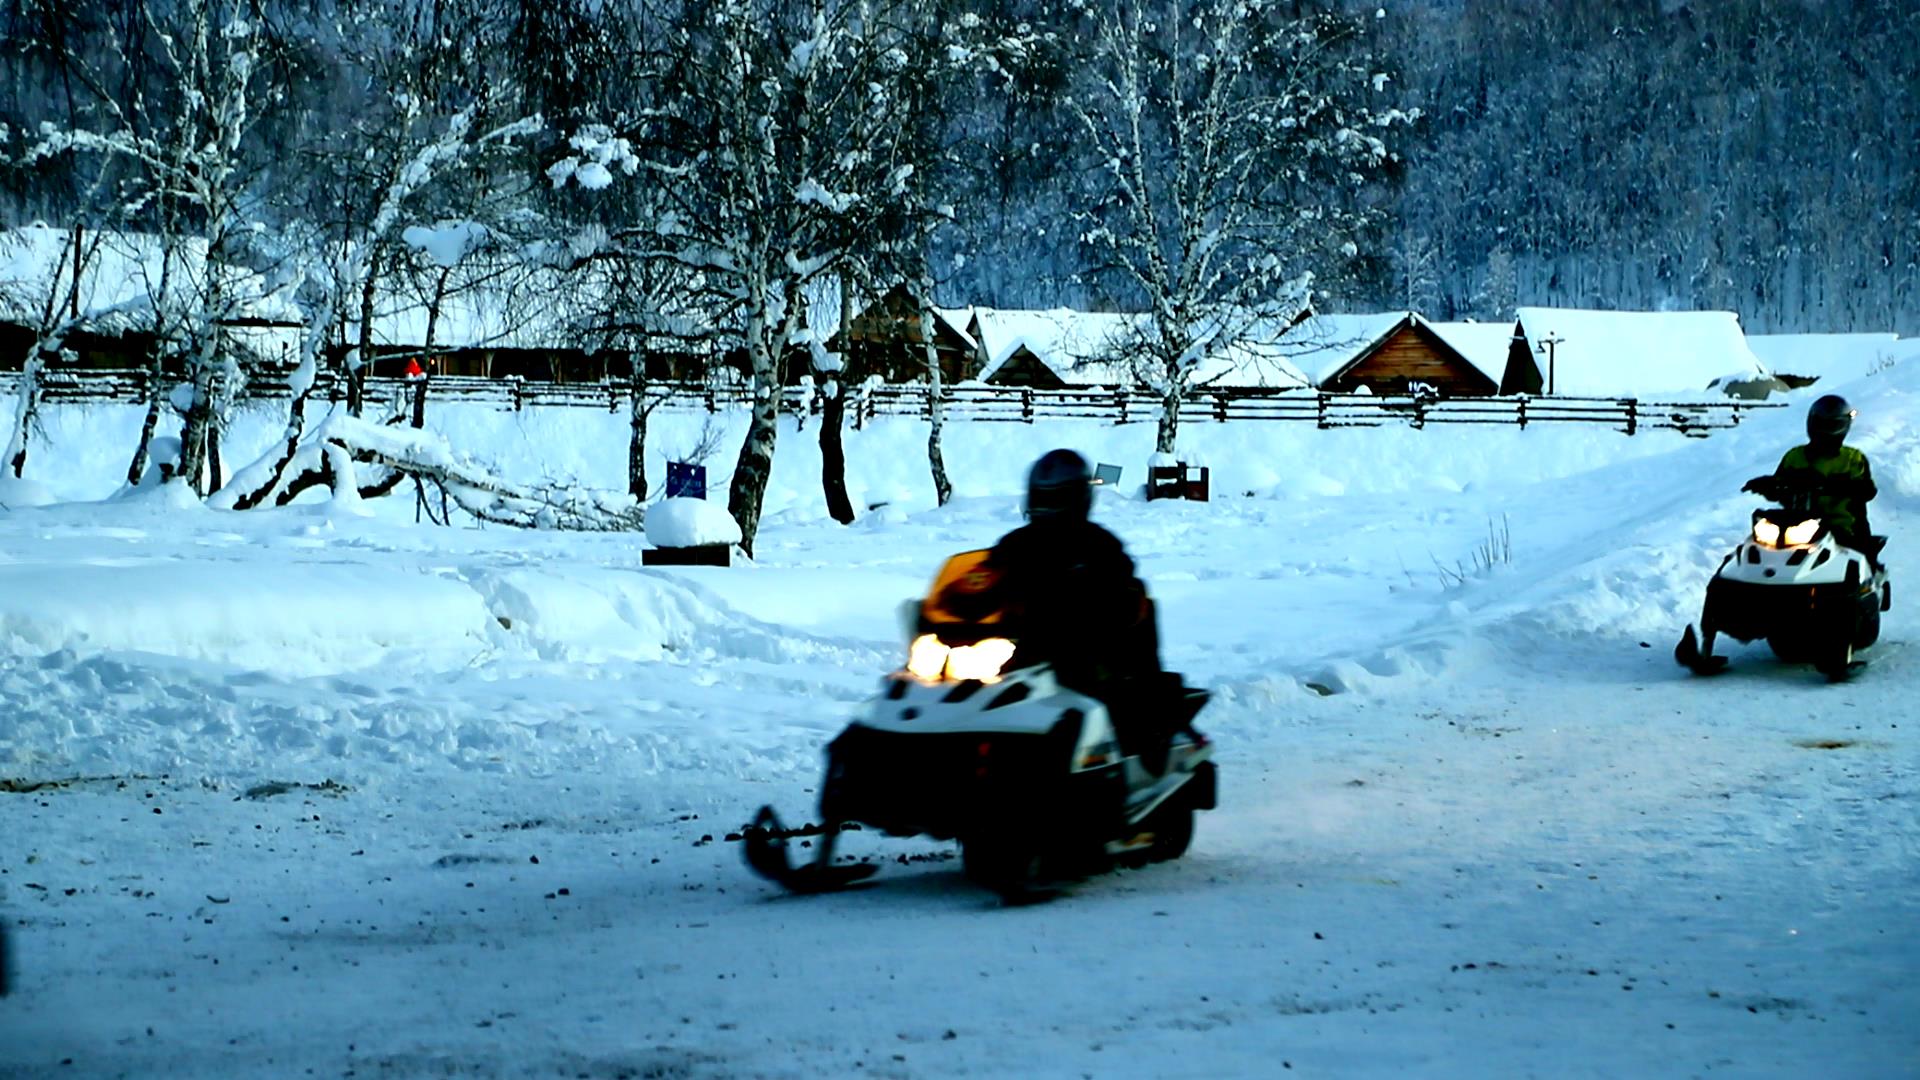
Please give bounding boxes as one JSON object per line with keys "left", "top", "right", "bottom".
{"left": 919, "top": 550, "right": 1011, "bottom": 638}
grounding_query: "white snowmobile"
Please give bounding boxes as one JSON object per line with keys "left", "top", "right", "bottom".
{"left": 1676, "top": 473, "right": 1890, "bottom": 681}
{"left": 743, "top": 549, "right": 1217, "bottom": 900}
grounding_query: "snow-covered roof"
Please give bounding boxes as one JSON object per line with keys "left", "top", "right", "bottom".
{"left": 0, "top": 225, "right": 301, "bottom": 331}
{"left": 1744, "top": 333, "right": 1903, "bottom": 385}
{"left": 968, "top": 307, "right": 1145, "bottom": 385}
{"left": 1510, "top": 307, "right": 1767, "bottom": 396}
{"left": 967, "top": 306, "right": 1310, "bottom": 389}
{"left": 1186, "top": 311, "right": 1312, "bottom": 388}
{"left": 933, "top": 307, "right": 977, "bottom": 350}
{"left": 1426, "top": 320, "right": 1518, "bottom": 386}
{"left": 1273, "top": 312, "right": 1411, "bottom": 386}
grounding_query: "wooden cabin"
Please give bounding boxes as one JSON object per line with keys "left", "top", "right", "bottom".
{"left": 1316, "top": 314, "right": 1498, "bottom": 396}
{"left": 825, "top": 284, "right": 977, "bottom": 385}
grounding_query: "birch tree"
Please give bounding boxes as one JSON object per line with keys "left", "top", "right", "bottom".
{"left": 3, "top": 226, "right": 101, "bottom": 482}
{"left": 215, "top": 107, "right": 541, "bottom": 510}
{"left": 25, "top": 0, "right": 280, "bottom": 493}
{"left": 1065, "top": 0, "right": 1414, "bottom": 453}
{"left": 632, "top": 0, "right": 947, "bottom": 555}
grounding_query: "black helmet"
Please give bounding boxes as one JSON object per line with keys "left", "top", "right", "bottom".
{"left": 1807, "top": 394, "right": 1854, "bottom": 444}
{"left": 1025, "top": 448, "right": 1093, "bottom": 521}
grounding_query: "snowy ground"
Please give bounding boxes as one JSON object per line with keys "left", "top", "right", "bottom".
{"left": 1, "top": 372, "right": 1917, "bottom": 1077}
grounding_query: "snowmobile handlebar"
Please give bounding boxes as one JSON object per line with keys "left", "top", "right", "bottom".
{"left": 1742, "top": 472, "right": 1861, "bottom": 505}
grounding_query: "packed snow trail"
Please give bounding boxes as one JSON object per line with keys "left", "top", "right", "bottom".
{"left": 0, "top": 646, "right": 1912, "bottom": 1078}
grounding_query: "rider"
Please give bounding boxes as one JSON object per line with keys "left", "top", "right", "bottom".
{"left": 985, "top": 449, "right": 1177, "bottom": 764}
{"left": 1748, "top": 394, "right": 1880, "bottom": 563}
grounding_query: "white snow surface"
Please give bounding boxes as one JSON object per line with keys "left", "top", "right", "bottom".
{"left": 645, "top": 497, "right": 742, "bottom": 548}
{"left": 0, "top": 365, "right": 1917, "bottom": 1076}
{"left": 1512, "top": 307, "right": 1769, "bottom": 396}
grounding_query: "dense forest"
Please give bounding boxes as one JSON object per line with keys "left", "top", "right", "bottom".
{"left": 3, "top": 1, "right": 1915, "bottom": 332}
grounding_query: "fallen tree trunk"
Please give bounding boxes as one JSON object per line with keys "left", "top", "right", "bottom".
{"left": 266, "top": 416, "right": 646, "bottom": 532}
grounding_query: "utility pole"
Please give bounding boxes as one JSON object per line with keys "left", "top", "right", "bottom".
{"left": 1536, "top": 332, "right": 1566, "bottom": 395}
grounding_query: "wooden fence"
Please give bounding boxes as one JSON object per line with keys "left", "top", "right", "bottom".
{"left": 1, "top": 368, "right": 1782, "bottom": 437}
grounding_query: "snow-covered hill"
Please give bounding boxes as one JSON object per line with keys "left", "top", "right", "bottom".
{"left": 1, "top": 367, "right": 1915, "bottom": 1076}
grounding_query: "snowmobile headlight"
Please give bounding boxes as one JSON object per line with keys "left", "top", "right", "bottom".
{"left": 1751, "top": 520, "right": 1781, "bottom": 547}
{"left": 907, "top": 634, "right": 950, "bottom": 681}
{"left": 944, "top": 638, "right": 1017, "bottom": 683}
{"left": 1783, "top": 519, "right": 1821, "bottom": 546}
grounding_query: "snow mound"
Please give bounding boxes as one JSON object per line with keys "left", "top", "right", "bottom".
{"left": 0, "top": 472, "right": 55, "bottom": 508}
{"left": 646, "top": 497, "right": 742, "bottom": 548}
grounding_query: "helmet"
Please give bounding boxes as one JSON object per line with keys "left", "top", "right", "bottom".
{"left": 1025, "top": 448, "right": 1093, "bottom": 521}
{"left": 1806, "top": 394, "right": 1854, "bottom": 445}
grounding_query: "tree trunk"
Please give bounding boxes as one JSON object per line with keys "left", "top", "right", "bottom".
{"left": 820, "top": 278, "right": 854, "bottom": 523}
{"left": 727, "top": 332, "right": 779, "bottom": 558}
{"left": 5, "top": 350, "right": 43, "bottom": 479}
{"left": 126, "top": 351, "right": 166, "bottom": 487}
{"left": 820, "top": 380, "right": 853, "bottom": 523}
{"left": 414, "top": 267, "right": 449, "bottom": 429}
{"left": 628, "top": 351, "right": 648, "bottom": 501}
{"left": 349, "top": 248, "right": 380, "bottom": 418}
{"left": 1155, "top": 384, "right": 1181, "bottom": 455}
{"left": 226, "top": 379, "right": 318, "bottom": 510}
{"left": 918, "top": 291, "right": 953, "bottom": 506}
{"left": 207, "top": 424, "right": 223, "bottom": 493}
{"left": 175, "top": 360, "right": 217, "bottom": 495}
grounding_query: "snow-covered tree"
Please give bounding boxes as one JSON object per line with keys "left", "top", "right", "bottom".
{"left": 617, "top": 0, "right": 965, "bottom": 554}
{"left": 312, "top": 0, "right": 538, "bottom": 418}
{"left": 2, "top": 226, "right": 102, "bottom": 482}
{"left": 24, "top": 0, "right": 283, "bottom": 493}
{"left": 1064, "top": 0, "right": 1413, "bottom": 453}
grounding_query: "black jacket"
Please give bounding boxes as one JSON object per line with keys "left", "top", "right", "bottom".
{"left": 986, "top": 518, "right": 1155, "bottom": 686}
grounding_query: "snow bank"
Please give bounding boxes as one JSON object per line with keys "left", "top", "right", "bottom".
{"left": 0, "top": 552, "right": 494, "bottom": 676}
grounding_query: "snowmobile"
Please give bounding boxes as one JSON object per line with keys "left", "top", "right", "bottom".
{"left": 1676, "top": 473, "right": 1891, "bottom": 681}
{"left": 743, "top": 549, "right": 1217, "bottom": 900}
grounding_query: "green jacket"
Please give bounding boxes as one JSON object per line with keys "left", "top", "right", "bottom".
{"left": 1775, "top": 444, "right": 1876, "bottom": 538}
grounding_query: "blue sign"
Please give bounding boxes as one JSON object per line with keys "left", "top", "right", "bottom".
{"left": 666, "top": 461, "right": 707, "bottom": 500}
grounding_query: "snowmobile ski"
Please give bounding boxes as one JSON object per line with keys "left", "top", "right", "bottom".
{"left": 740, "top": 806, "right": 879, "bottom": 894}
{"left": 1675, "top": 625, "right": 1730, "bottom": 675}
